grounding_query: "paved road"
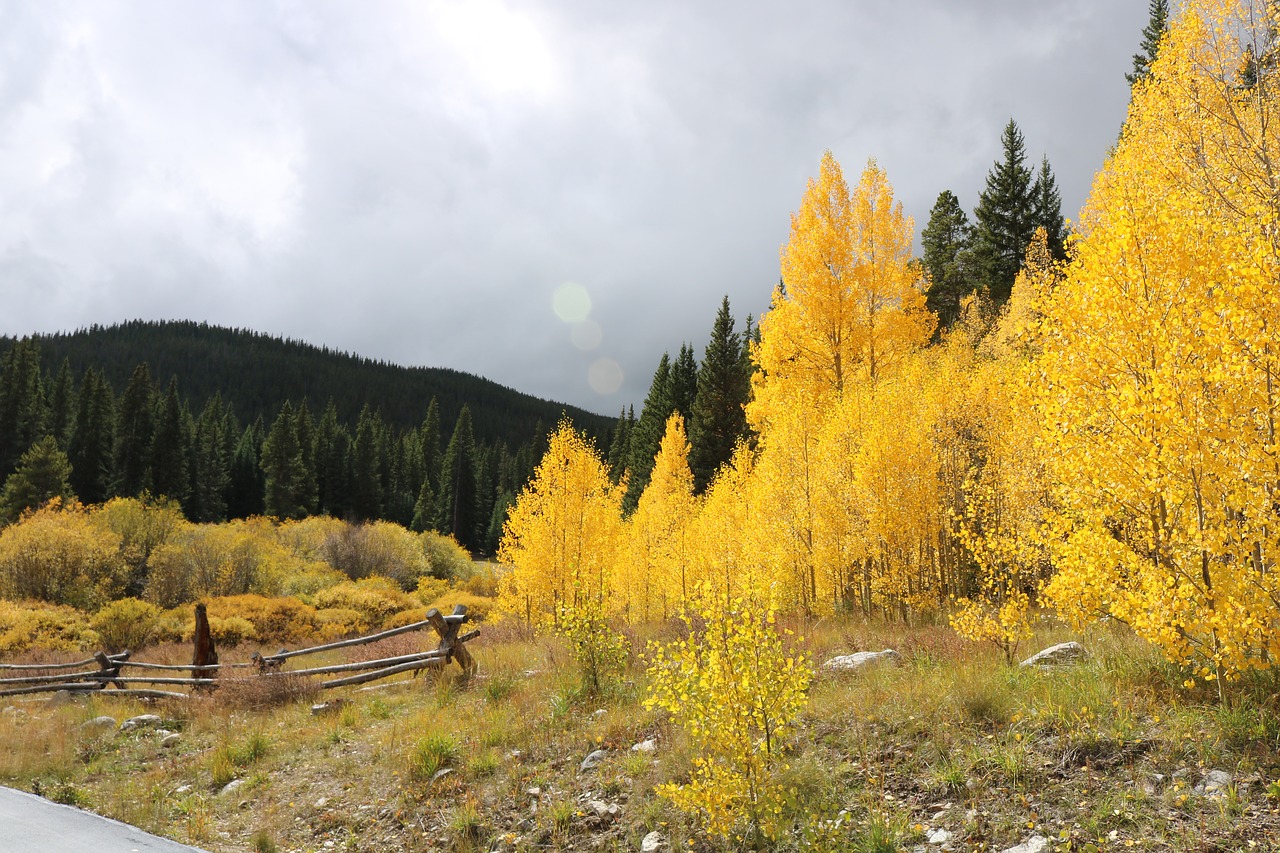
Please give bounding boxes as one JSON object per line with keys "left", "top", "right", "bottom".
{"left": 0, "top": 786, "right": 210, "bottom": 853}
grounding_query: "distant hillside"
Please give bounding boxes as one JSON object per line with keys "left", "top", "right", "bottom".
{"left": 2, "top": 320, "right": 611, "bottom": 445}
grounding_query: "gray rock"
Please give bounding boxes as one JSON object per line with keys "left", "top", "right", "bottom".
{"left": 314, "top": 796, "right": 330, "bottom": 809}
{"left": 173, "top": 784, "right": 193, "bottom": 795}
{"left": 587, "top": 800, "right": 620, "bottom": 821}
{"left": 631, "top": 738, "right": 657, "bottom": 753}
{"left": 120, "top": 713, "right": 162, "bottom": 731}
{"left": 928, "top": 828, "right": 952, "bottom": 845}
{"left": 580, "top": 748, "right": 608, "bottom": 771}
{"left": 46, "top": 690, "right": 74, "bottom": 707}
{"left": 311, "top": 699, "right": 349, "bottom": 716}
{"left": 640, "top": 831, "right": 665, "bottom": 852}
{"left": 431, "top": 768, "right": 455, "bottom": 783}
{"left": 160, "top": 733, "right": 181, "bottom": 748}
{"left": 1019, "top": 642, "right": 1088, "bottom": 668}
{"left": 821, "top": 649, "right": 902, "bottom": 672}
{"left": 80, "top": 715, "right": 117, "bottom": 734}
{"left": 1000, "top": 836, "right": 1049, "bottom": 853}
{"left": 1195, "top": 769, "right": 1233, "bottom": 796}
{"left": 218, "top": 779, "right": 245, "bottom": 796}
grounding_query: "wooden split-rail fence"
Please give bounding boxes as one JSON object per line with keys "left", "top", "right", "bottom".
{"left": 0, "top": 604, "right": 478, "bottom": 701}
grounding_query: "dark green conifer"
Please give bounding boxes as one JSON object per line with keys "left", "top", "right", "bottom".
{"left": 47, "top": 359, "right": 74, "bottom": 449}
{"left": 0, "top": 339, "right": 49, "bottom": 481}
{"left": 624, "top": 353, "right": 674, "bottom": 512}
{"left": 150, "top": 378, "right": 191, "bottom": 505}
{"left": 689, "top": 296, "right": 751, "bottom": 493}
{"left": 0, "top": 435, "right": 75, "bottom": 522}
{"left": 921, "top": 190, "right": 976, "bottom": 330}
{"left": 1031, "top": 155, "right": 1066, "bottom": 261}
{"left": 68, "top": 368, "right": 116, "bottom": 505}
{"left": 189, "top": 395, "right": 230, "bottom": 522}
{"left": 436, "top": 405, "right": 479, "bottom": 550}
{"left": 606, "top": 407, "right": 633, "bottom": 485}
{"left": 973, "top": 119, "right": 1036, "bottom": 305}
{"left": 349, "top": 405, "right": 384, "bottom": 521}
{"left": 227, "top": 419, "right": 265, "bottom": 519}
{"left": 114, "top": 363, "right": 156, "bottom": 497}
{"left": 669, "top": 344, "right": 699, "bottom": 421}
{"left": 1127, "top": 0, "right": 1170, "bottom": 86}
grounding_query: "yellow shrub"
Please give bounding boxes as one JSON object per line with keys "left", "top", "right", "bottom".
{"left": 419, "top": 531, "right": 475, "bottom": 582}
{"left": 418, "top": 589, "right": 496, "bottom": 623}
{"left": 0, "top": 599, "right": 99, "bottom": 654}
{"left": 90, "top": 496, "right": 188, "bottom": 592}
{"left": 321, "top": 521, "right": 431, "bottom": 588}
{"left": 314, "top": 607, "right": 369, "bottom": 637}
{"left": 313, "top": 578, "right": 416, "bottom": 626}
{"left": 0, "top": 500, "right": 126, "bottom": 609}
{"left": 275, "top": 515, "right": 347, "bottom": 562}
{"left": 200, "top": 594, "right": 317, "bottom": 644}
{"left": 91, "top": 597, "right": 162, "bottom": 653}
{"left": 381, "top": 607, "right": 429, "bottom": 630}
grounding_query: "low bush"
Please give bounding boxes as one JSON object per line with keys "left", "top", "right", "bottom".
{"left": 90, "top": 597, "right": 162, "bottom": 652}
{"left": 0, "top": 599, "right": 98, "bottom": 654}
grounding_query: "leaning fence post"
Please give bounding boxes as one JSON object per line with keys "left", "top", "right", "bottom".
{"left": 191, "top": 602, "right": 219, "bottom": 691}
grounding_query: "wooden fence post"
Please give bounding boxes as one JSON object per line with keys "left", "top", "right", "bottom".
{"left": 191, "top": 603, "right": 219, "bottom": 690}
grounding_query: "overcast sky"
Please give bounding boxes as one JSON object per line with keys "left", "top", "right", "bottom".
{"left": 0, "top": 1, "right": 1148, "bottom": 416}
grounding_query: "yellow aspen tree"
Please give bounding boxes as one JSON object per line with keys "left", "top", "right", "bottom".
{"left": 951, "top": 231, "right": 1056, "bottom": 662}
{"left": 497, "top": 421, "right": 623, "bottom": 626}
{"left": 1038, "top": 0, "right": 1280, "bottom": 682}
{"left": 622, "top": 413, "right": 697, "bottom": 620}
{"left": 687, "top": 444, "right": 771, "bottom": 611}
{"left": 751, "top": 154, "right": 934, "bottom": 429}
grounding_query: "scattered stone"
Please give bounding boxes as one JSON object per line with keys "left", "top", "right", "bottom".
{"left": 587, "top": 800, "right": 620, "bottom": 821}
{"left": 640, "top": 830, "right": 665, "bottom": 852}
{"left": 80, "top": 715, "right": 118, "bottom": 734}
{"left": 580, "top": 748, "right": 608, "bottom": 772}
{"left": 1195, "top": 769, "right": 1233, "bottom": 796}
{"left": 927, "top": 828, "right": 952, "bottom": 845}
{"left": 311, "top": 699, "right": 349, "bottom": 716}
{"left": 1000, "top": 836, "right": 1049, "bottom": 853}
{"left": 46, "top": 690, "right": 74, "bottom": 707}
{"left": 161, "top": 733, "right": 182, "bottom": 748}
{"left": 592, "top": 709, "right": 608, "bottom": 719}
{"left": 526, "top": 786, "right": 542, "bottom": 798}
{"left": 173, "top": 785, "right": 193, "bottom": 795}
{"left": 1019, "top": 642, "right": 1088, "bottom": 668}
{"left": 631, "top": 738, "right": 657, "bottom": 753}
{"left": 507, "top": 749, "right": 523, "bottom": 761}
{"left": 820, "top": 649, "right": 902, "bottom": 672}
{"left": 120, "top": 713, "right": 162, "bottom": 731}
{"left": 314, "top": 797, "right": 329, "bottom": 809}
{"left": 1, "top": 705, "right": 24, "bottom": 719}
{"left": 431, "top": 768, "right": 454, "bottom": 783}
{"left": 218, "top": 779, "right": 246, "bottom": 796}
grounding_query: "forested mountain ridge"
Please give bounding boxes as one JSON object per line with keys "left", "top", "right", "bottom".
{"left": 0, "top": 320, "right": 612, "bottom": 445}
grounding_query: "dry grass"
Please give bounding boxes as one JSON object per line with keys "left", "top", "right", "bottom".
{"left": 1, "top": 617, "right": 1279, "bottom": 851}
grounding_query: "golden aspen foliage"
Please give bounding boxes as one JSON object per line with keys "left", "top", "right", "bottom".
{"left": 497, "top": 421, "right": 623, "bottom": 626}
{"left": 951, "top": 232, "right": 1056, "bottom": 661}
{"left": 686, "top": 444, "right": 771, "bottom": 611}
{"left": 751, "top": 154, "right": 934, "bottom": 429}
{"left": 645, "top": 590, "right": 811, "bottom": 844}
{"left": 1038, "top": 0, "right": 1280, "bottom": 681}
{"left": 620, "top": 413, "right": 697, "bottom": 620}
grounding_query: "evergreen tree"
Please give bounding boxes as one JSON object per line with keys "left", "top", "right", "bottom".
{"left": 606, "top": 407, "right": 633, "bottom": 485}
{"left": 473, "top": 443, "right": 498, "bottom": 549}
{"left": 973, "top": 119, "right": 1036, "bottom": 306}
{"left": 0, "top": 339, "right": 48, "bottom": 481}
{"left": 314, "top": 400, "right": 349, "bottom": 517}
{"left": 1127, "top": 0, "right": 1170, "bottom": 85}
{"left": 189, "top": 395, "right": 229, "bottom": 522}
{"left": 384, "top": 432, "right": 419, "bottom": 527}
{"left": 261, "top": 402, "right": 311, "bottom": 520}
{"left": 670, "top": 343, "right": 699, "bottom": 421}
{"left": 114, "top": 363, "right": 156, "bottom": 497}
{"left": 1031, "top": 155, "right": 1066, "bottom": 261}
{"left": 47, "top": 358, "right": 75, "bottom": 449}
{"left": 227, "top": 419, "right": 265, "bottom": 519}
{"left": 624, "top": 353, "right": 674, "bottom": 512}
{"left": 150, "top": 378, "right": 191, "bottom": 505}
{"left": 68, "top": 368, "right": 116, "bottom": 505}
{"left": 348, "top": 405, "right": 384, "bottom": 521}
{"left": 437, "top": 405, "right": 480, "bottom": 549}
{"left": 485, "top": 488, "right": 516, "bottom": 554}
{"left": 420, "top": 397, "right": 443, "bottom": 496}
{"left": 0, "top": 435, "right": 75, "bottom": 522}
{"left": 294, "top": 402, "right": 319, "bottom": 515}
{"left": 689, "top": 296, "right": 751, "bottom": 493}
{"left": 921, "top": 190, "right": 976, "bottom": 330}
{"left": 411, "top": 477, "right": 436, "bottom": 533}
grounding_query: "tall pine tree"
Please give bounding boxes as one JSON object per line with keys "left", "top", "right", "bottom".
{"left": 921, "top": 190, "right": 975, "bottom": 331}
{"left": 1127, "top": 0, "right": 1170, "bottom": 85}
{"left": 436, "top": 404, "right": 480, "bottom": 549}
{"left": 973, "top": 119, "right": 1036, "bottom": 306}
{"left": 624, "top": 353, "right": 674, "bottom": 512}
{"left": 68, "top": 368, "right": 116, "bottom": 505}
{"left": 0, "top": 339, "right": 48, "bottom": 482}
{"left": 688, "top": 296, "right": 751, "bottom": 493}
{"left": 150, "top": 378, "right": 191, "bottom": 505}
{"left": 114, "top": 363, "right": 156, "bottom": 497}
{"left": 1031, "top": 155, "right": 1066, "bottom": 261}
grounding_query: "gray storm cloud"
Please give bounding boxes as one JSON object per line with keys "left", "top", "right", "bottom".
{"left": 0, "top": 0, "right": 1146, "bottom": 415}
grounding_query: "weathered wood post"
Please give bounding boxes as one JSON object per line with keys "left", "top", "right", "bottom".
{"left": 191, "top": 602, "right": 219, "bottom": 690}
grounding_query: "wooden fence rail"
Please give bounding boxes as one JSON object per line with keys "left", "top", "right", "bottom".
{"left": 0, "top": 604, "right": 477, "bottom": 700}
